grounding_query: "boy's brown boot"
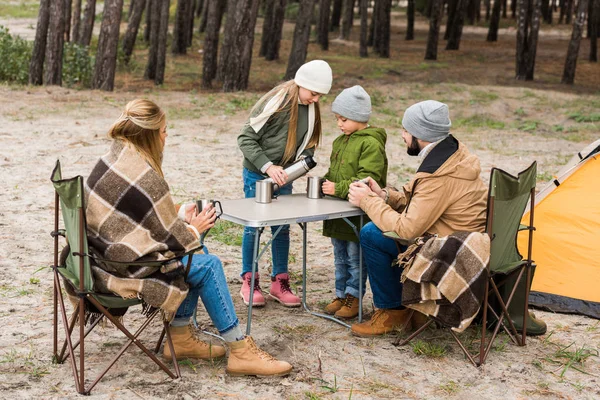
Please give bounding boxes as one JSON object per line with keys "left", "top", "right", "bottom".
{"left": 324, "top": 297, "right": 344, "bottom": 315}
{"left": 351, "top": 308, "right": 413, "bottom": 337}
{"left": 163, "top": 325, "right": 226, "bottom": 361}
{"left": 226, "top": 336, "right": 292, "bottom": 377}
{"left": 334, "top": 294, "right": 359, "bottom": 319}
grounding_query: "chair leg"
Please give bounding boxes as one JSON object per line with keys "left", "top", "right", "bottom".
{"left": 449, "top": 330, "right": 478, "bottom": 367}
{"left": 393, "top": 319, "right": 435, "bottom": 346}
{"left": 155, "top": 326, "right": 167, "bottom": 354}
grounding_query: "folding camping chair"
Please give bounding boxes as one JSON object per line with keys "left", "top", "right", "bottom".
{"left": 50, "top": 160, "right": 201, "bottom": 394}
{"left": 391, "top": 161, "right": 537, "bottom": 367}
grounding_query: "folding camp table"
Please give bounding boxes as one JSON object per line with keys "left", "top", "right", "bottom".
{"left": 220, "top": 194, "right": 365, "bottom": 335}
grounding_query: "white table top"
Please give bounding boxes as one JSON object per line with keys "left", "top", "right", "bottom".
{"left": 219, "top": 193, "right": 364, "bottom": 227}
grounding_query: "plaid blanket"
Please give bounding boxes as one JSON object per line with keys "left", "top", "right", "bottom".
{"left": 399, "top": 231, "right": 490, "bottom": 332}
{"left": 85, "top": 140, "right": 198, "bottom": 320}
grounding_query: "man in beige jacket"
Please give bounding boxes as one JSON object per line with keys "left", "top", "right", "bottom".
{"left": 347, "top": 100, "right": 488, "bottom": 337}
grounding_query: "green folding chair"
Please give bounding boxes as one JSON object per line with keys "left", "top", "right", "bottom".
{"left": 50, "top": 160, "right": 201, "bottom": 394}
{"left": 392, "top": 161, "right": 537, "bottom": 367}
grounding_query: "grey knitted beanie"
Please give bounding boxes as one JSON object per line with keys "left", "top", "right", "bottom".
{"left": 402, "top": 100, "right": 452, "bottom": 142}
{"left": 331, "top": 85, "right": 371, "bottom": 122}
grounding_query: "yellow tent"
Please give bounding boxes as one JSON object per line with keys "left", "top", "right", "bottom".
{"left": 518, "top": 139, "right": 600, "bottom": 319}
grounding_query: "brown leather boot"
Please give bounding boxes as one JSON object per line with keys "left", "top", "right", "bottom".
{"left": 334, "top": 294, "right": 359, "bottom": 319}
{"left": 351, "top": 308, "right": 413, "bottom": 337}
{"left": 324, "top": 297, "right": 344, "bottom": 315}
{"left": 163, "top": 325, "right": 226, "bottom": 361}
{"left": 226, "top": 336, "right": 292, "bottom": 377}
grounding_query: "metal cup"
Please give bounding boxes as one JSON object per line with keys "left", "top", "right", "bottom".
{"left": 307, "top": 176, "right": 324, "bottom": 199}
{"left": 195, "top": 199, "right": 223, "bottom": 218}
{"left": 255, "top": 180, "right": 273, "bottom": 203}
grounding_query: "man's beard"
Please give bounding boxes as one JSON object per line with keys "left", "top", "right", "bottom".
{"left": 406, "top": 137, "right": 420, "bottom": 156}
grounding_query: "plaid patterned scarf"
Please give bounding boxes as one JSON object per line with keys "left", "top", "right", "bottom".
{"left": 85, "top": 140, "right": 198, "bottom": 320}
{"left": 400, "top": 231, "right": 490, "bottom": 332}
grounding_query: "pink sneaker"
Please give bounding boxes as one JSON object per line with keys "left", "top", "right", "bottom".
{"left": 240, "top": 272, "right": 265, "bottom": 307}
{"left": 269, "top": 273, "right": 301, "bottom": 307}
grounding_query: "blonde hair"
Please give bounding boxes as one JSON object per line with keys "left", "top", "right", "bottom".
{"left": 108, "top": 99, "right": 166, "bottom": 177}
{"left": 250, "top": 80, "right": 322, "bottom": 166}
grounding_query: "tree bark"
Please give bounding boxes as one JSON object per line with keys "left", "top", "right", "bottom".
{"left": 485, "top": 0, "right": 491, "bottom": 20}
{"left": 198, "top": 0, "right": 210, "bottom": 32}
{"left": 92, "top": 0, "right": 123, "bottom": 90}
{"left": 487, "top": 0, "right": 502, "bottom": 41}
{"left": 202, "top": 0, "right": 226, "bottom": 87}
{"left": 155, "top": 0, "right": 170, "bottom": 85}
{"left": 359, "top": 0, "right": 368, "bottom": 56}
{"left": 330, "top": 0, "right": 343, "bottom": 31}
{"left": 566, "top": 0, "right": 574, "bottom": 23}
{"left": 340, "top": 0, "right": 354, "bottom": 39}
{"left": 373, "top": 0, "right": 391, "bottom": 57}
{"left": 218, "top": 0, "right": 261, "bottom": 91}
{"left": 285, "top": 0, "right": 316, "bottom": 80}
{"left": 260, "top": 0, "right": 275, "bottom": 56}
{"left": 590, "top": 0, "right": 599, "bottom": 61}
{"left": 71, "top": 0, "right": 82, "bottom": 43}
{"left": 187, "top": 0, "right": 195, "bottom": 46}
{"left": 64, "top": 0, "right": 72, "bottom": 42}
{"left": 172, "top": 0, "right": 192, "bottom": 54}
{"left": 516, "top": 0, "right": 542, "bottom": 80}
{"left": 425, "top": 0, "right": 443, "bottom": 60}
{"left": 263, "top": 0, "right": 287, "bottom": 60}
{"left": 406, "top": 0, "right": 415, "bottom": 40}
{"left": 144, "top": 0, "right": 152, "bottom": 41}
{"left": 368, "top": 0, "right": 378, "bottom": 46}
{"left": 317, "top": 0, "right": 332, "bottom": 50}
{"left": 79, "top": 0, "right": 96, "bottom": 46}
{"left": 562, "top": 0, "right": 589, "bottom": 83}
{"left": 145, "top": 0, "right": 159, "bottom": 79}
{"left": 30, "top": 0, "right": 51, "bottom": 85}
{"left": 445, "top": 0, "right": 458, "bottom": 41}
{"left": 45, "top": 0, "right": 66, "bottom": 86}
{"left": 446, "top": 0, "right": 469, "bottom": 49}
{"left": 122, "top": 0, "right": 146, "bottom": 63}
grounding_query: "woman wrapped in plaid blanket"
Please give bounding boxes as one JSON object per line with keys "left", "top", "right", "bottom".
{"left": 85, "top": 99, "right": 291, "bottom": 377}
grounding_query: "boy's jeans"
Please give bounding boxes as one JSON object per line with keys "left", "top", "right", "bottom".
{"left": 241, "top": 168, "right": 293, "bottom": 277}
{"left": 331, "top": 238, "right": 366, "bottom": 299}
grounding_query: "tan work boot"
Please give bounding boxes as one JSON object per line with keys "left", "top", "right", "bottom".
{"left": 334, "top": 294, "right": 359, "bottom": 319}
{"left": 226, "top": 336, "right": 292, "bottom": 377}
{"left": 163, "top": 325, "right": 226, "bottom": 361}
{"left": 351, "top": 308, "right": 413, "bottom": 337}
{"left": 324, "top": 297, "right": 344, "bottom": 315}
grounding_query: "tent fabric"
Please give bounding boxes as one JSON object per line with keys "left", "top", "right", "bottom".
{"left": 518, "top": 140, "right": 600, "bottom": 319}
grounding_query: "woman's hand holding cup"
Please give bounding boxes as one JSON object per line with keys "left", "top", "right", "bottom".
{"left": 191, "top": 203, "right": 217, "bottom": 234}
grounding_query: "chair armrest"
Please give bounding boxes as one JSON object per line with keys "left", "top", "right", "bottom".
{"left": 518, "top": 224, "right": 536, "bottom": 231}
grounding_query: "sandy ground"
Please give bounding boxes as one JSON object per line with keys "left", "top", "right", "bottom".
{"left": 0, "top": 82, "right": 598, "bottom": 400}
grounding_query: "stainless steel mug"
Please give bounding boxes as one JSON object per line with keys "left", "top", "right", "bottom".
{"left": 195, "top": 199, "right": 223, "bottom": 218}
{"left": 255, "top": 180, "right": 274, "bottom": 203}
{"left": 307, "top": 176, "right": 324, "bottom": 199}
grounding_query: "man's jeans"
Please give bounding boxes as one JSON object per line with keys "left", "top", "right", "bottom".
{"left": 241, "top": 168, "right": 293, "bottom": 277}
{"left": 360, "top": 222, "right": 407, "bottom": 309}
{"left": 331, "top": 238, "right": 366, "bottom": 299}
{"left": 175, "top": 253, "right": 239, "bottom": 335}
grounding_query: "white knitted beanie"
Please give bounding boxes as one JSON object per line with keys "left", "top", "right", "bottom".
{"left": 294, "top": 60, "right": 333, "bottom": 95}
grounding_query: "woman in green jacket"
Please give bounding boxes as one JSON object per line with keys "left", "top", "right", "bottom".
{"left": 237, "top": 60, "right": 333, "bottom": 308}
{"left": 321, "top": 85, "right": 388, "bottom": 319}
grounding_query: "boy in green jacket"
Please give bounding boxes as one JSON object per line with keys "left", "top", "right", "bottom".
{"left": 322, "top": 85, "right": 388, "bottom": 318}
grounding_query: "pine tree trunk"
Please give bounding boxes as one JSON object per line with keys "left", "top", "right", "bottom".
{"left": 30, "top": 0, "right": 51, "bottom": 85}
{"left": 79, "top": 0, "right": 96, "bottom": 46}
{"left": 487, "top": 0, "right": 502, "bottom": 41}
{"left": 202, "top": 0, "right": 226, "bottom": 87}
{"left": 590, "top": 0, "right": 599, "bottom": 61}
{"left": 144, "top": 0, "right": 152, "bottom": 41}
{"left": 512, "top": 0, "right": 517, "bottom": 17}
{"left": 525, "top": 0, "right": 542, "bottom": 79}
{"left": 155, "top": 0, "right": 170, "bottom": 84}
{"left": 219, "top": 0, "right": 261, "bottom": 91}
{"left": 285, "top": 0, "right": 316, "bottom": 80}
{"left": 406, "top": 0, "right": 415, "bottom": 40}
{"left": 330, "top": 0, "right": 343, "bottom": 31}
{"left": 187, "top": 0, "right": 195, "bottom": 46}
{"left": 425, "top": 0, "right": 443, "bottom": 60}
{"left": 359, "top": 0, "right": 368, "bottom": 55}
{"left": 71, "top": 0, "right": 82, "bottom": 43}
{"left": 45, "top": 0, "right": 66, "bottom": 85}
{"left": 566, "top": 0, "right": 574, "bottom": 23}
{"left": 198, "top": 0, "right": 210, "bottom": 32}
{"left": 516, "top": 0, "right": 542, "bottom": 80}
{"left": 260, "top": 0, "right": 276, "bottom": 56}
{"left": 447, "top": 0, "right": 469, "bottom": 49}
{"left": 502, "top": 0, "right": 508, "bottom": 16}
{"left": 445, "top": 0, "right": 458, "bottom": 41}
{"left": 92, "top": 0, "right": 123, "bottom": 90}
{"left": 340, "top": 0, "right": 354, "bottom": 39}
{"left": 264, "top": 0, "right": 286, "bottom": 60}
{"left": 317, "top": 0, "right": 332, "bottom": 50}
{"left": 368, "top": 0, "right": 378, "bottom": 46}
{"left": 562, "top": 0, "right": 589, "bottom": 83}
{"left": 196, "top": 0, "right": 204, "bottom": 17}
{"left": 64, "top": 0, "right": 72, "bottom": 42}
{"left": 374, "top": 0, "right": 391, "bottom": 57}
{"left": 145, "top": 0, "right": 160, "bottom": 79}
{"left": 485, "top": 0, "right": 491, "bottom": 20}
{"left": 122, "top": 0, "right": 146, "bottom": 63}
{"left": 172, "top": 0, "right": 191, "bottom": 54}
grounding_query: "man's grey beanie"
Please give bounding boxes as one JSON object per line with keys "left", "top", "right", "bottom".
{"left": 331, "top": 85, "right": 371, "bottom": 122}
{"left": 402, "top": 100, "right": 452, "bottom": 142}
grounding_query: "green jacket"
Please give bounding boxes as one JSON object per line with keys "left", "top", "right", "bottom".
{"left": 238, "top": 103, "right": 314, "bottom": 175}
{"left": 323, "top": 126, "right": 388, "bottom": 242}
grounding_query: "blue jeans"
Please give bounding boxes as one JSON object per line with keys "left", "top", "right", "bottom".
{"left": 360, "top": 222, "right": 407, "bottom": 309}
{"left": 241, "top": 168, "right": 293, "bottom": 277}
{"left": 331, "top": 238, "right": 366, "bottom": 299}
{"left": 175, "top": 253, "right": 239, "bottom": 335}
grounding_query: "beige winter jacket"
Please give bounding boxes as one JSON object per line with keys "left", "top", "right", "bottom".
{"left": 360, "top": 135, "right": 487, "bottom": 240}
